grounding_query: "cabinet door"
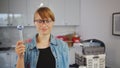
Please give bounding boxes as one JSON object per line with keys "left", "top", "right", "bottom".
{"left": 10, "top": 51, "right": 17, "bottom": 68}
{"left": 65, "top": 0, "right": 80, "bottom": 25}
{"left": 49, "top": 0, "right": 65, "bottom": 25}
{"left": 0, "top": 52, "right": 11, "bottom": 68}
{"left": 27, "top": 0, "right": 49, "bottom": 26}
{"left": 9, "top": 0, "right": 27, "bottom": 26}
{"left": 0, "top": 0, "right": 9, "bottom": 26}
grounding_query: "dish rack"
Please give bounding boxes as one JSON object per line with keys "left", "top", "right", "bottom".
{"left": 74, "top": 39, "right": 106, "bottom": 68}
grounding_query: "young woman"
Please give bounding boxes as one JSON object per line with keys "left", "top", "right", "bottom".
{"left": 15, "top": 7, "right": 69, "bottom": 68}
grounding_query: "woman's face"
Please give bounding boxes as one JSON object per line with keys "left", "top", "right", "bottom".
{"left": 34, "top": 12, "right": 54, "bottom": 35}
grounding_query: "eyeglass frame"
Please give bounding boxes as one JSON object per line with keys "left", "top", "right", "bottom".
{"left": 34, "top": 19, "right": 53, "bottom": 24}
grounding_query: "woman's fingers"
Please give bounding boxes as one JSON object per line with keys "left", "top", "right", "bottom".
{"left": 17, "top": 47, "right": 25, "bottom": 52}
{"left": 17, "top": 48, "right": 25, "bottom": 54}
{"left": 16, "top": 44, "right": 25, "bottom": 49}
{"left": 16, "top": 40, "right": 24, "bottom": 45}
{"left": 15, "top": 40, "right": 26, "bottom": 56}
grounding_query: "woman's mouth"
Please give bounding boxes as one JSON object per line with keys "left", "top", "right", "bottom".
{"left": 42, "top": 28, "right": 47, "bottom": 31}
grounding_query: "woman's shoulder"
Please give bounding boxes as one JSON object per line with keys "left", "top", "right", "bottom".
{"left": 54, "top": 38, "right": 69, "bottom": 54}
{"left": 50, "top": 35, "right": 66, "bottom": 45}
{"left": 56, "top": 38, "right": 66, "bottom": 44}
{"left": 55, "top": 38, "right": 68, "bottom": 48}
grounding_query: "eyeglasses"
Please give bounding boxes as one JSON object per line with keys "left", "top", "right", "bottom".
{"left": 34, "top": 19, "right": 52, "bottom": 24}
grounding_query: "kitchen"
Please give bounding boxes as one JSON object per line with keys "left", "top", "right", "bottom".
{"left": 0, "top": 0, "right": 120, "bottom": 68}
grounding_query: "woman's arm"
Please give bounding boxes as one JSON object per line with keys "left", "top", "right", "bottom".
{"left": 16, "top": 55, "right": 25, "bottom": 68}
{"left": 15, "top": 41, "right": 26, "bottom": 68}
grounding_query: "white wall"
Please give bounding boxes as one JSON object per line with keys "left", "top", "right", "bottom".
{"left": 77, "top": 0, "right": 120, "bottom": 68}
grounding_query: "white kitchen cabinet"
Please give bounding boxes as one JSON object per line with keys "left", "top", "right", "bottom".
{"left": 49, "top": 0, "right": 65, "bottom": 25}
{"left": 0, "top": 0, "right": 49, "bottom": 26}
{"left": 49, "top": 0, "right": 80, "bottom": 26}
{"left": 9, "top": 0, "right": 27, "bottom": 26}
{"left": 65, "top": 0, "right": 80, "bottom": 25}
{"left": 0, "top": 51, "right": 17, "bottom": 68}
{"left": 27, "top": 0, "right": 49, "bottom": 26}
{"left": 0, "top": 0, "right": 27, "bottom": 26}
{"left": 0, "top": 52, "right": 11, "bottom": 68}
{"left": 0, "top": 0, "right": 9, "bottom": 26}
{"left": 10, "top": 51, "right": 17, "bottom": 68}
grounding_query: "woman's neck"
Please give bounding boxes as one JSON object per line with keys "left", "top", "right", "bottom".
{"left": 37, "top": 33, "right": 50, "bottom": 43}
{"left": 36, "top": 33, "right": 51, "bottom": 49}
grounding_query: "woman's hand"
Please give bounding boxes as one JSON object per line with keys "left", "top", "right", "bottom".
{"left": 15, "top": 41, "right": 25, "bottom": 58}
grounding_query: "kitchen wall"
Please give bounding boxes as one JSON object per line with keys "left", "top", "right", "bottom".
{"left": 77, "top": 0, "right": 120, "bottom": 68}
{"left": 0, "top": 26, "right": 76, "bottom": 47}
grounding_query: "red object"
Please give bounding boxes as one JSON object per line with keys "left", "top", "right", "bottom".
{"left": 72, "top": 36, "right": 80, "bottom": 43}
{"left": 56, "top": 36, "right": 69, "bottom": 41}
